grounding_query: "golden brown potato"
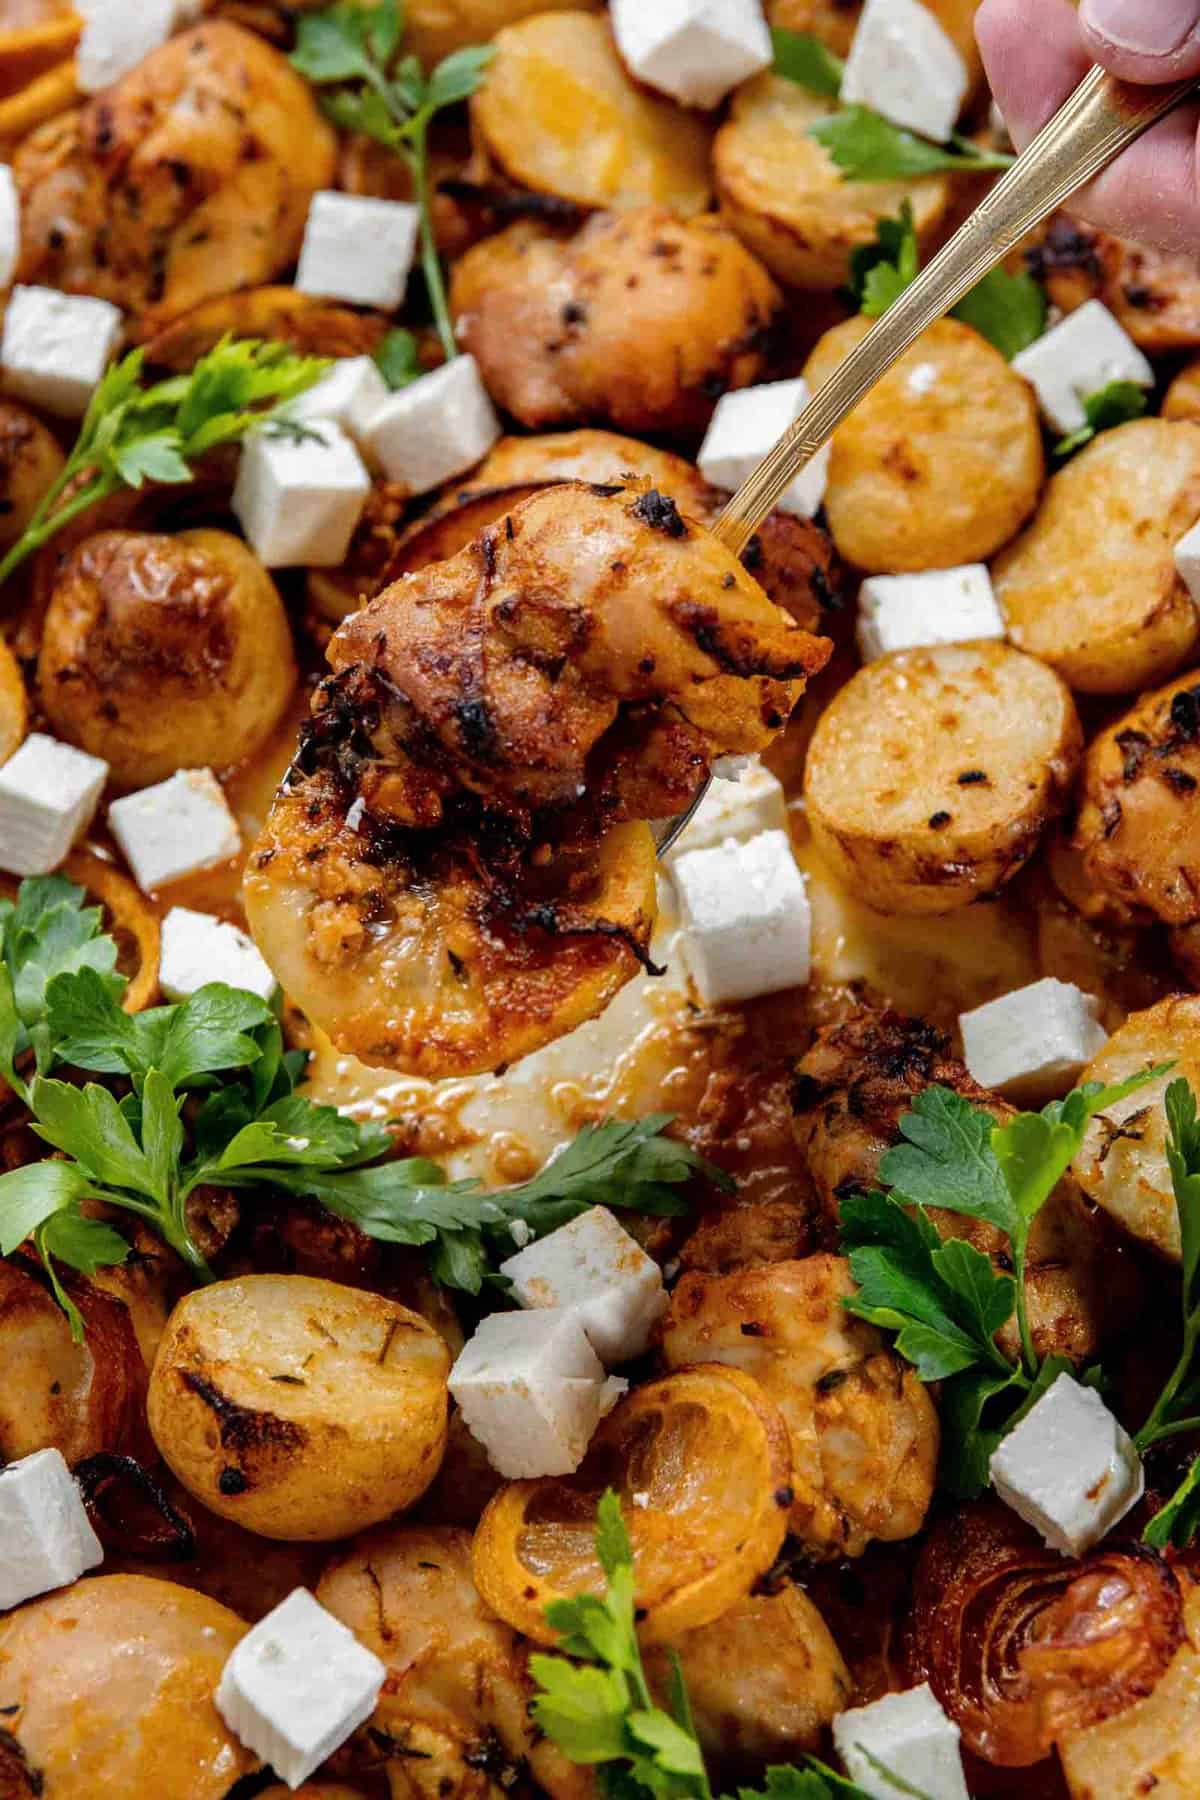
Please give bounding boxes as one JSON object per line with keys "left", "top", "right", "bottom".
{"left": 714, "top": 76, "right": 951, "bottom": 290}
{"left": 0, "top": 1575, "right": 256, "bottom": 1799}
{"left": 1031, "top": 212, "right": 1200, "bottom": 355}
{"left": 0, "top": 631, "right": 25, "bottom": 765}
{"left": 0, "top": 398, "right": 65, "bottom": 553}
{"left": 145, "top": 286, "right": 388, "bottom": 372}
{"left": 804, "top": 642, "right": 1082, "bottom": 915}
{"left": 406, "top": 0, "right": 602, "bottom": 65}
{"left": 451, "top": 209, "right": 781, "bottom": 436}
{"left": 994, "top": 422, "right": 1200, "bottom": 694}
{"left": 13, "top": 22, "right": 336, "bottom": 333}
{"left": 1074, "top": 671, "right": 1200, "bottom": 927}
{"left": 147, "top": 1274, "right": 451, "bottom": 1540}
{"left": 1165, "top": 358, "right": 1200, "bottom": 423}
{"left": 471, "top": 12, "right": 712, "bottom": 215}
{"left": 804, "top": 316, "right": 1044, "bottom": 569}
{"left": 767, "top": 0, "right": 983, "bottom": 73}
{"left": 38, "top": 528, "right": 297, "bottom": 789}
{"left": 662, "top": 1254, "right": 939, "bottom": 1558}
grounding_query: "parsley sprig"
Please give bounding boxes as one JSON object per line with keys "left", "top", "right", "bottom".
{"left": 1138, "top": 1080, "right": 1200, "bottom": 1547}
{"left": 0, "top": 338, "right": 329, "bottom": 588}
{"left": 1054, "top": 380, "right": 1149, "bottom": 458}
{"left": 291, "top": 0, "right": 493, "bottom": 364}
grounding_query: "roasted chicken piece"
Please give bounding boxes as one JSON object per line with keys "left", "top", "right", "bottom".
{"left": 12, "top": 21, "right": 336, "bottom": 334}
{"left": 246, "top": 481, "right": 828, "bottom": 1079}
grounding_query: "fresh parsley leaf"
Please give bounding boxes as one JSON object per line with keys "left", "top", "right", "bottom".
{"left": 427, "top": 43, "right": 494, "bottom": 107}
{"left": 495, "top": 1117, "right": 730, "bottom": 1238}
{"left": 374, "top": 327, "right": 422, "bottom": 391}
{"left": 938, "top": 1365, "right": 1023, "bottom": 1499}
{"left": 0, "top": 1160, "right": 96, "bottom": 1255}
{"left": 1145, "top": 1453, "right": 1200, "bottom": 1550}
{"left": 1140, "top": 1079, "right": 1200, "bottom": 1545}
{"left": 0, "top": 878, "right": 123, "bottom": 1093}
{"left": 991, "top": 1069, "right": 1168, "bottom": 1229}
{"left": 951, "top": 267, "right": 1046, "bottom": 360}
{"left": 879, "top": 1086, "right": 1017, "bottom": 1237}
{"left": 47, "top": 971, "right": 274, "bottom": 1088}
{"left": 30, "top": 1077, "right": 156, "bottom": 1198}
{"left": 39, "top": 1209, "right": 130, "bottom": 1277}
{"left": 771, "top": 27, "right": 844, "bottom": 98}
{"left": 1054, "top": 379, "right": 1149, "bottom": 458}
{"left": 811, "top": 107, "right": 1013, "bottom": 180}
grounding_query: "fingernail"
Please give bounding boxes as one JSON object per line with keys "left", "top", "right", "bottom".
{"left": 1082, "top": 0, "right": 1194, "bottom": 54}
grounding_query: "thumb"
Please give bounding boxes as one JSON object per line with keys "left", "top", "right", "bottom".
{"left": 1079, "top": 0, "right": 1200, "bottom": 80}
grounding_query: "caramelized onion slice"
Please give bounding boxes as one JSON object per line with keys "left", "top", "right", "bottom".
{"left": 904, "top": 1501, "right": 1184, "bottom": 1768}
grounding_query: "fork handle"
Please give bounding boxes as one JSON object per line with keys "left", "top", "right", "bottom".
{"left": 714, "top": 64, "right": 1199, "bottom": 556}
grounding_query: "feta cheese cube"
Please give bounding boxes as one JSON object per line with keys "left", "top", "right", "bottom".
{"left": 698, "top": 379, "right": 829, "bottom": 520}
{"left": 215, "top": 1588, "right": 385, "bottom": 1790}
{"left": 671, "top": 758, "right": 787, "bottom": 855}
{"left": 449, "top": 1308, "right": 609, "bottom": 1478}
{"left": 672, "top": 828, "right": 811, "bottom": 1007}
{"left": 75, "top": 0, "right": 177, "bottom": 93}
{"left": 286, "top": 355, "right": 391, "bottom": 446}
{"left": 959, "top": 977, "right": 1107, "bottom": 1101}
{"left": 232, "top": 421, "right": 370, "bottom": 569}
{"left": 0, "top": 733, "right": 108, "bottom": 876}
{"left": 989, "top": 1373, "right": 1144, "bottom": 1556}
{"left": 1011, "top": 300, "right": 1155, "bottom": 436}
{"left": 160, "top": 907, "right": 278, "bottom": 1003}
{"left": 0, "top": 1449, "right": 103, "bottom": 1612}
{"left": 833, "top": 1685, "right": 969, "bottom": 1800}
{"left": 295, "top": 192, "right": 420, "bottom": 311}
{"left": 840, "top": 0, "right": 969, "bottom": 144}
{"left": 108, "top": 768, "right": 241, "bottom": 893}
{"left": 363, "top": 355, "right": 500, "bottom": 496}
{"left": 610, "top": 0, "right": 771, "bottom": 109}
{"left": 1, "top": 285, "right": 123, "bottom": 417}
{"left": 1173, "top": 517, "right": 1200, "bottom": 604}
{"left": 0, "top": 166, "right": 20, "bottom": 291}
{"left": 856, "top": 566, "right": 1006, "bottom": 662}
{"left": 500, "top": 1206, "right": 667, "bottom": 1365}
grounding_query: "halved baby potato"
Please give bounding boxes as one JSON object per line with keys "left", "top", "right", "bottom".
{"left": 1165, "top": 359, "right": 1200, "bottom": 424}
{"left": 994, "top": 421, "right": 1200, "bottom": 694}
{"left": 144, "top": 286, "right": 388, "bottom": 371}
{"left": 405, "top": 0, "right": 602, "bottom": 67}
{"left": 804, "top": 641, "right": 1082, "bottom": 915}
{"left": 471, "top": 1366, "right": 792, "bottom": 1646}
{"left": 0, "top": 398, "right": 66, "bottom": 553}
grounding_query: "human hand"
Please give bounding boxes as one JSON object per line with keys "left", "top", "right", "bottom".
{"left": 977, "top": 0, "right": 1200, "bottom": 250}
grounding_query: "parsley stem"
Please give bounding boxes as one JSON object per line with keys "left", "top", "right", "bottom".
{"left": 1135, "top": 1318, "right": 1200, "bottom": 1452}
{"left": 1012, "top": 1235, "right": 1038, "bottom": 1380}
{"left": 407, "top": 116, "right": 458, "bottom": 365}
{"left": 0, "top": 469, "right": 112, "bottom": 588}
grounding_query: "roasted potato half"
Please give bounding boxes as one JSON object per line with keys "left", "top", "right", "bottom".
{"left": 1032, "top": 212, "right": 1200, "bottom": 355}
{"left": 803, "top": 316, "right": 1044, "bottom": 570}
{"left": 1164, "top": 358, "right": 1200, "bottom": 424}
{"left": 0, "top": 398, "right": 65, "bottom": 554}
{"left": 144, "top": 286, "right": 388, "bottom": 371}
{"left": 405, "top": 0, "right": 602, "bottom": 66}
{"left": 147, "top": 1274, "right": 451, "bottom": 1540}
{"left": 0, "top": 632, "right": 25, "bottom": 766}
{"left": 714, "top": 76, "right": 951, "bottom": 290}
{"left": 804, "top": 642, "right": 1082, "bottom": 915}
{"left": 994, "top": 421, "right": 1200, "bottom": 694}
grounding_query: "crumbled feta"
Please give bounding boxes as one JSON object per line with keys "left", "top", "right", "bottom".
{"left": 697, "top": 379, "right": 829, "bottom": 520}
{"left": 989, "top": 1373, "right": 1144, "bottom": 1556}
{"left": 0, "top": 166, "right": 20, "bottom": 291}
{"left": 1, "top": 285, "right": 123, "bottom": 417}
{"left": 959, "top": 978, "right": 1108, "bottom": 1101}
{"left": 856, "top": 566, "right": 1006, "bottom": 662}
{"left": 840, "top": 0, "right": 969, "bottom": 144}
{"left": 215, "top": 1588, "right": 386, "bottom": 1790}
{"left": 500, "top": 1206, "right": 667, "bottom": 1366}
{"left": 672, "top": 828, "right": 811, "bottom": 1007}
{"left": 449, "top": 1308, "right": 610, "bottom": 1478}
{"left": 75, "top": 0, "right": 178, "bottom": 93}
{"left": 159, "top": 906, "right": 278, "bottom": 1003}
{"left": 363, "top": 355, "right": 500, "bottom": 496}
{"left": 286, "top": 355, "right": 391, "bottom": 447}
{"left": 108, "top": 768, "right": 241, "bottom": 893}
{"left": 670, "top": 758, "right": 787, "bottom": 856}
{"left": 1011, "top": 300, "right": 1154, "bottom": 436}
{"left": 1174, "top": 518, "right": 1200, "bottom": 604}
{"left": 232, "top": 421, "right": 371, "bottom": 569}
{"left": 833, "top": 1685, "right": 969, "bottom": 1800}
{"left": 0, "top": 733, "right": 108, "bottom": 876}
{"left": 295, "top": 192, "right": 420, "bottom": 311}
{"left": 610, "top": 0, "right": 772, "bottom": 109}
{"left": 0, "top": 1449, "right": 103, "bottom": 1612}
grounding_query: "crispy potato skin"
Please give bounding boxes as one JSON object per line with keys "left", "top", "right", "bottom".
{"left": 13, "top": 22, "right": 336, "bottom": 333}
{"left": 148, "top": 1274, "right": 451, "bottom": 1540}
{"left": 405, "top": 0, "right": 603, "bottom": 66}
{"left": 804, "top": 642, "right": 1082, "bottom": 915}
{"left": 714, "top": 76, "right": 950, "bottom": 290}
{"left": 1031, "top": 212, "right": 1200, "bottom": 354}
{"left": 0, "top": 1576, "right": 256, "bottom": 1799}
{"left": 38, "top": 528, "right": 297, "bottom": 789}
{"left": 803, "top": 317, "right": 1044, "bottom": 570}
{"left": 451, "top": 210, "right": 781, "bottom": 436}
{"left": 994, "top": 421, "right": 1200, "bottom": 695}
{"left": 0, "top": 398, "right": 64, "bottom": 553}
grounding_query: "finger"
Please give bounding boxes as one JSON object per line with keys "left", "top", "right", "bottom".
{"left": 976, "top": 0, "right": 1091, "bottom": 149}
{"left": 1079, "top": 0, "right": 1200, "bottom": 83}
{"left": 1070, "top": 102, "right": 1200, "bottom": 251}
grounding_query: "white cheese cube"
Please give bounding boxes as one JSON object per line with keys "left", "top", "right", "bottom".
{"left": 449, "top": 1308, "right": 609, "bottom": 1478}
{"left": 856, "top": 566, "right": 1005, "bottom": 662}
{"left": 500, "top": 1206, "right": 667, "bottom": 1366}
{"left": 108, "top": 768, "right": 241, "bottom": 893}
{"left": 698, "top": 379, "right": 829, "bottom": 520}
{"left": 75, "top": 0, "right": 177, "bottom": 93}
{"left": 363, "top": 355, "right": 500, "bottom": 496}
{"left": 232, "top": 421, "right": 370, "bottom": 569}
{"left": 672, "top": 828, "right": 811, "bottom": 1007}
{"left": 1173, "top": 518, "right": 1200, "bottom": 604}
{"left": 840, "top": 0, "right": 969, "bottom": 144}
{"left": 0, "top": 733, "right": 108, "bottom": 876}
{"left": 1, "top": 285, "right": 123, "bottom": 417}
{"left": 286, "top": 355, "right": 391, "bottom": 446}
{"left": 0, "top": 166, "right": 20, "bottom": 291}
{"left": 295, "top": 192, "right": 419, "bottom": 311}
{"left": 160, "top": 906, "right": 278, "bottom": 1003}
{"left": 989, "top": 1373, "right": 1144, "bottom": 1556}
{"left": 959, "top": 977, "right": 1107, "bottom": 1101}
{"left": 610, "top": 0, "right": 771, "bottom": 109}
{"left": 1011, "top": 299, "right": 1154, "bottom": 435}
{"left": 670, "top": 758, "right": 787, "bottom": 856}
{"left": 833, "top": 1685, "right": 969, "bottom": 1800}
{"left": 215, "top": 1587, "right": 385, "bottom": 1790}
{"left": 0, "top": 1449, "right": 103, "bottom": 1612}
